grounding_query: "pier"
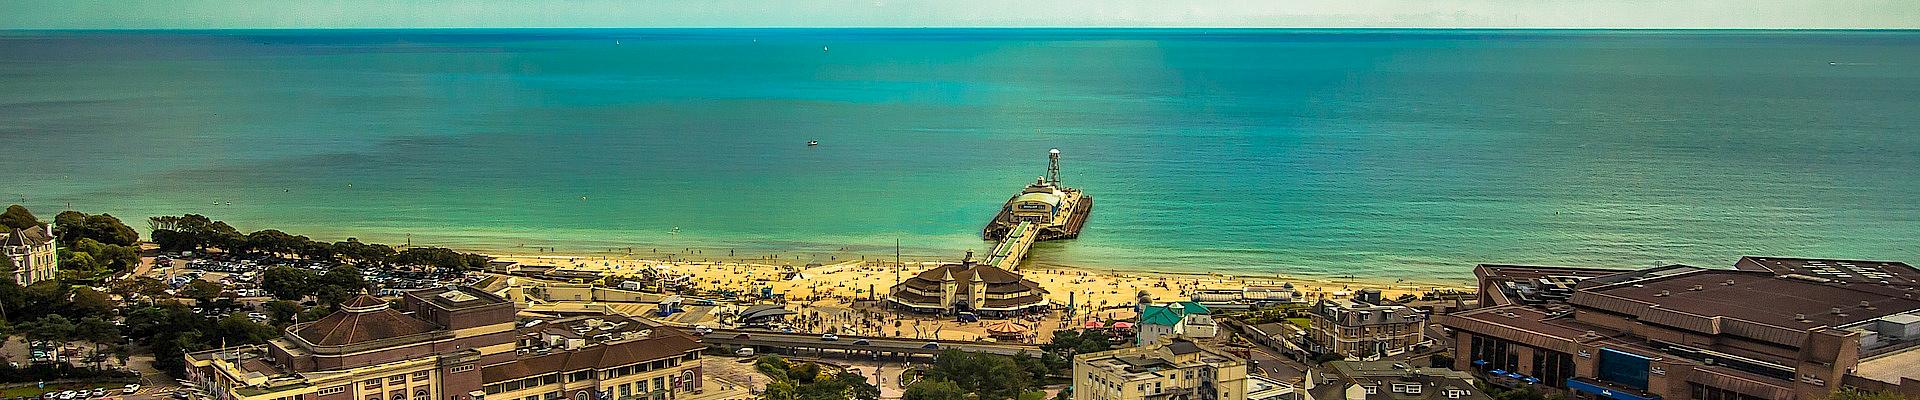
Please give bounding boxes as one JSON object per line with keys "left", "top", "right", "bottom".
{"left": 978, "top": 149, "right": 1092, "bottom": 270}
{"left": 980, "top": 221, "right": 1037, "bottom": 270}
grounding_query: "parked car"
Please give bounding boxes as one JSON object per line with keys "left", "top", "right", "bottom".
{"left": 734, "top": 348, "right": 755, "bottom": 357}
{"left": 921, "top": 342, "right": 940, "bottom": 349}
{"left": 852, "top": 339, "right": 871, "bottom": 345}
{"left": 123, "top": 385, "right": 141, "bottom": 394}
{"left": 820, "top": 333, "right": 839, "bottom": 341}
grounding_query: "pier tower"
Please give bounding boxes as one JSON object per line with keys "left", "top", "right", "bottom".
{"left": 1047, "top": 148, "right": 1061, "bottom": 185}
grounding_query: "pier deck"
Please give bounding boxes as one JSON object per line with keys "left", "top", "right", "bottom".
{"left": 980, "top": 221, "right": 1037, "bottom": 271}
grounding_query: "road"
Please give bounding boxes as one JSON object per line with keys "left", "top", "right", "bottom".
{"left": 699, "top": 329, "right": 1040, "bottom": 357}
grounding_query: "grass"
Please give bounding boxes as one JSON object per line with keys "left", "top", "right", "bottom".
{"left": 0, "top": 383, "right": 122, "bottom": 399}
{"left": 1285, "top": 317, "right": 1312, "bottom": 330}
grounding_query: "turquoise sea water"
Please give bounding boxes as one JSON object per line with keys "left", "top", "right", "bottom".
{"left": 2, "top": 29, "right": 1917, "bottom": 283}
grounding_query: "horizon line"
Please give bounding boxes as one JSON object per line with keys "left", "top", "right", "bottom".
{"left": 4, "top": 26, "right": 1919, "bottom": 32}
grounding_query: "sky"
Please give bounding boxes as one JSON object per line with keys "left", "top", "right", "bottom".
{"left": 1, "top": 0, "right": 1917, "bottom": 29}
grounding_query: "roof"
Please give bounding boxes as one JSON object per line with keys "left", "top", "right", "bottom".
{"left": 409, "top": 286, "right": 511, "bottom": 310}
{"left": 0, "top": 227, "right": 52, "bottom": 247}
{"left": 1167, "top": 340, "right": 1204, "bottom": 355}
{"left": 890, "top": 260, "right": 1048, "bottom": 311}
{"left": 480, "top": 329, "right": 702, "bottom": 382}
{"left": 1140, "top": 305, "right": 1187, "bottom": 327}
{"left": 294, "top": 296, "right": 443, "bottom": 346}
{"left": 1575, "top": 269, "right": 1920, "bottom": 331}
{"left": 1011, "top": 192, "right": 1063, "bottom": 207}
{"left": 1316, "top": 361, "right": 1488, "bottom": 400}
{"left": 1734, "top": 256, "right": 1920, "bottom": 286}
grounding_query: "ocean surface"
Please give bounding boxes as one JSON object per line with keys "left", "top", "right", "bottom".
{"left": 2, "top": 29, "right": 1917, "bottom": 283}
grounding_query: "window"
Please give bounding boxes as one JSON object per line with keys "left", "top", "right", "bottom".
{"left": 390, "top": 376, "right": 407, "bottom": 385}
{"left": 1448, "top": 389, "right": 1467, "bottom": 399}
{"left": 415, "top": 389, "right": 429, "bottom": 400}
{"left": 365, "top": 379, "right": 383, "bottom": 390}
{"left": 619, "top": 385, "right": 630, "bottom": 398}
{"left": 651, "top": 377, "right": 664, "bottom": 392}
{"left": 1597, "top": 349, "right": 1652, "bottom": 391}
{"left": 1404, "top": 384, "right": 1421, "bottom": 394}
{"left": 320, "top": 387, "right": 347, "bottom": 396}
{"left": 573, "top": 391, "right": 588, "bottom": 400}
{"left": 413, "top": 371, "right": 430, "bottom": 380}
{"left": 1364, "top": 386, "right": 1378, "bottom": 395}
{"left": 450, "top": 365, "right": 474, "bottom": 373}
{"left": 637, "top": 380, "right": 647, "bottom": 393}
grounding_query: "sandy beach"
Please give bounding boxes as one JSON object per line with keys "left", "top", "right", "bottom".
{"left": 487, "top": 252, "right": 1470, "bottom": 343}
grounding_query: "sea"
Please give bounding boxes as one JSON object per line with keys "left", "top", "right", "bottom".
{"left": 2, "top": 29, "right": 1917, "bottom": 284}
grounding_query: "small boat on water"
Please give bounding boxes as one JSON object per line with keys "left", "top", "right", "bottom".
{"left": 807, "top": 140, "right": 819, "bottom": 146}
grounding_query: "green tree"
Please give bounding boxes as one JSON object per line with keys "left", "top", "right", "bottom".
{"left": 181, "top": 280, "right": 226, "bottom": 302}
{"left": 76, "top": 316, "right": 121, "bottom": 368}
{"left": 214, "top": 313, "right": 278, "bottom": 345}
{"left": 53, "top": 211, "right": 139, "bottom": 246}
{"left": 65, "top": 287, "right": 115, "bottom": 320}
{"left": 261, "top": 266, "right": 315, "bottom": 300}
{"left": 836, "top": 372, "right": 880, "bottom": 400}
{"left": 264, "top": 300, "right": 303, "bottom": 326}
{"left": 22, "top": 314, "right": 76, "bottom": 352}
{"left": 902, "top": 380, "right": 967, "bottom": 400}
{"left": 111, "top": 277, "right": 172, "bottom": 300}
{"left": 924, "top": 350, "right": 1033, "bottom": 400}
{"left": 1829, "top": 390, "right": 1905, "bottom": 400}
{"left": 0, "top": 205, "right": 41, "bottom": 230}
{"left": 313, "top": 265, "right": 367, "bottom": 305}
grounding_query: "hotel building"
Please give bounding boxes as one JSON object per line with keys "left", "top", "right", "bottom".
{"left": 1073, "top": 339, "right": 1250, "bottom": 400}
{"left": 186, "top": 287, "right": 715, "bottom": 400}
{"left": 1308, "top": 289, "right": 1427, "bottom": 358}
{"left": 2, "top": 225, "right": 58, "bottom": 285}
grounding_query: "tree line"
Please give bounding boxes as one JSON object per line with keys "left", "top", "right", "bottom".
{"left": 148, "top": 213, "right": 490, "bottom": 272}
{"left": 1, "top": 205, "right": 142, "bottom": 284}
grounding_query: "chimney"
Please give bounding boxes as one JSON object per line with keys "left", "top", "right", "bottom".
{"left": 1861, "top": 301, "right": 1875, "bottom": 310}
{"left": 1794, "top": 313, "right": 1808, "bottom": 321}
{"left": 1655, "top": 290, "right": 1671, "bottom": 297}
{"left": 1689, "top": 284, "right": 1704, "bottom": 291}
{"left": 1723, "top": 279, "right": 1736, "bottom": 286}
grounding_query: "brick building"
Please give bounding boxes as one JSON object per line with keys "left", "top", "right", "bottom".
{"left": 1440, "top": 257, "right": 1920, "bottom": 400}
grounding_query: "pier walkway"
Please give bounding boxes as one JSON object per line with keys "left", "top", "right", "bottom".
{"left": 980, "top": 221, "right": 1037, "bottom": 271}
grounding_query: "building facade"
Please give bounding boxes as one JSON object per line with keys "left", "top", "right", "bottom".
{"left": 186, "top": 287, "right": 714, "bottom": 400}
{"left": 887, "top": 258, "right": 1049, "bottom": 317}
{"left": 1308, "top": 290, "right": 1426, "bottom": 359}
{"left": 2, "top": 225, "right": 58, "bottom": 285}
{"left": 1440, "top": 257, "right": 1920, "bottom": 400}
{"left": 1138, "top": 302, "right": 1218, "bottom": 345}
{"left": 1073, "top": 339, "right": 1249, "bottom": 400}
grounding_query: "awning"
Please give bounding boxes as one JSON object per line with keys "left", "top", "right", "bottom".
{"left": 1568, "top": 378, "right": 1660, "bottom": 400}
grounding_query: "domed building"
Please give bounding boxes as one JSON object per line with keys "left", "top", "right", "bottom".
{"left": 888, "top": 252, "right": 1050, "bottom": 317}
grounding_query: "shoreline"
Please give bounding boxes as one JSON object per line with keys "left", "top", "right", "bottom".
{"left": 482, "top": 251, "right": 1477, "bottom": 314}
{"left": 473, "top": 249, "right": 1478, "bottom": 290}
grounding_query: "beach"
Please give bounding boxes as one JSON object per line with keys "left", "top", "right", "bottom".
{"left": 488, "top": 252, "right": 1467, "bottom": 342}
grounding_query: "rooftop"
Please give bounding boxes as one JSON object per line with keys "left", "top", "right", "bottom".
{"left": 294, "top": 294, "right": 443, "bottom": 347}
{"left": 1577, "top": 269, "right": 1920, "bottom": 331}
{"left": 1735, "top": 256, "right": 1920, "bottom": 286}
